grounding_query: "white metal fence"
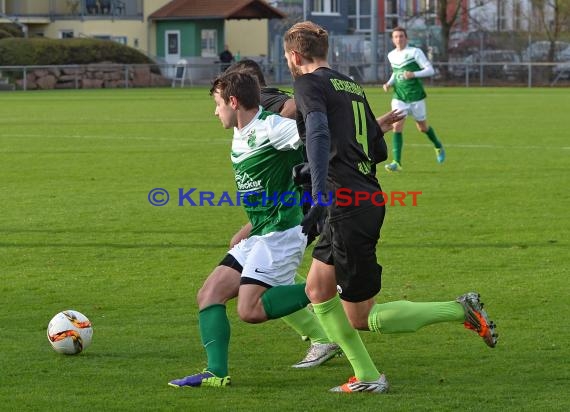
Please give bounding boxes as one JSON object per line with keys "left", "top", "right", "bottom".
{"left": 1, "top": 61, "right": 569, "bottom": 91}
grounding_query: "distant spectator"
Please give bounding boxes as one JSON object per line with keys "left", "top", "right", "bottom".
{"left": 219, "top": 45, "right": 234, "bottom": 72}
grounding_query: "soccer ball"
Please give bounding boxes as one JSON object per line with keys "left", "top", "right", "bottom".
{"left": 47, "top": 310, "right": 93, "bottom": 355}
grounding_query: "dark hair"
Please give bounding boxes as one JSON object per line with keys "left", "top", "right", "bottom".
{"left": 392, "top": 26, "right": 408, "bottom": 38}
{"left": 284, "top": 21, "right": 328, "bottom": 61}
{"left": 225, "top": 59, "right": 266, "bottom": 86}
{"left": 209, "top": 71, "right": 260, "bottom": 110}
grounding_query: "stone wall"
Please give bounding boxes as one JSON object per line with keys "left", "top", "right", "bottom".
{"left": 13, "top": 63, "right": 171, "bottom": 89}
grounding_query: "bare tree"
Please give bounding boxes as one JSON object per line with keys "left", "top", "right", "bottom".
{"left": 435, "top": 0, "right": 463, "bottom": 64}
{"left": 530, "top": 0, "right": 570, "bottom": 61}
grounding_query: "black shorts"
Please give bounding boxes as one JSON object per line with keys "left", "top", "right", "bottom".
{"left": 312, "top": 205, "right": 385, "bottom": 302}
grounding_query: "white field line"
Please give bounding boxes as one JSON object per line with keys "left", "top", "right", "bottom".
{"left": 1, "top": 133, "right": 569, "bottom": 150}
{"left": 402, "top": 143, "right": 570, "bottom": 150}
{"left": 0, "top": 133, "right": 227, "bottom": 143}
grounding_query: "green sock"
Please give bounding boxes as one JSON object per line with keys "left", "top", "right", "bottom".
{"left": 313, "top": 295, "right": 379, "bottom": 382}
{"left": 392, "top": 132, "right": 403, "bottom": 164}
{"left": 281, "top": 307, "right": 330, "bottom": 344}
{"left": 199, "top": 304, "right": 230, "bottom": 377}
{"left": 368, "top": 300, "right": 464, "bottom": 333}
{"left": 424, "top": 126, "right": 442, "bottom": 149}
{"left": 261, "top": 283, "right": 310, "bottom": 320}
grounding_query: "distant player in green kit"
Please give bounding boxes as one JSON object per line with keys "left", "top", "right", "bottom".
{"left": 383, "top": 26, "right": 445, "bottom": 172}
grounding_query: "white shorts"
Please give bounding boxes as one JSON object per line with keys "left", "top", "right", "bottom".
{"left": 391, "top": 98, "right": 427, "bottom": 122}
{"left": 228, "top": 226, "right": 307, "bottom": 287}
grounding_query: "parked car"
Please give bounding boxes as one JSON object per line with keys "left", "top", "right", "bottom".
{"left": 449, "top": 30, "right": 497, "bottom": 55}
{"left": 551, "top": 46, "right": 570, "bottom": 80}
{"left": 503, "top": 57, "right": 527, "bottom": 81}
{"left": 556, "top": 46, "right": 570, "bottom": 62}
{"left": 522, "top": 41, "right": 570, "bottom": 62}
{"left": 552, "top": 62, "right": 570, "bottom": 80}
{"left": 448, "top": 31, "right": 468, "bottom": 49}
{"left": 450, "top": 50, "right": 520, "bottom": 79}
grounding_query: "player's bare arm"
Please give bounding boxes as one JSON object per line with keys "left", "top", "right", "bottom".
{"left": 229, "top": 222, "right": 252, "bottom": 248}
{"left": 280, "top": 99, "right": 297, "bottom": 119}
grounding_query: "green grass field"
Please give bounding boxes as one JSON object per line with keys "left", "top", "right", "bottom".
{"left": 0, "top": 87, "right": 568, "bottom": 411}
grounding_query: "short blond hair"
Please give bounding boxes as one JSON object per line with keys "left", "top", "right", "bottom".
{"left": 284, "top": 21, "right": 328, "bottom": 61}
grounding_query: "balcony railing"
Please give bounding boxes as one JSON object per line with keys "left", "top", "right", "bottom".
{"left": 3, "top": 0, "right": 143, "bottom": 21}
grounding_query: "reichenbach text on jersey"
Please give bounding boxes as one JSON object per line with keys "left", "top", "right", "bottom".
{"left": 329, "top": 78, "right": 364, "bottom": 97}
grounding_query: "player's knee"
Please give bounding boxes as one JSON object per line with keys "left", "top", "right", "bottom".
{"left": 196, "top": 284, "right": 210, "bottom": 307}
{"left": 347, "top": 315, "right": 369, "bottom": 331}
{"left": 305, "top": 284, "right": 333, "bottom": 303}
{"left": 237, "top": 305, "right": 266, "bottom": 324}
{"left": 197, "top": 282, "right": 228, "bottom": 308}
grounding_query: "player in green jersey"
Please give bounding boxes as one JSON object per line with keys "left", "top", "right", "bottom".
{"left": 225, "top": 59, "right": 299, "bottom": 248}
{"left": 168, "top": 71, "right": 341, "bottom": 389}
{"left": 222, "top": 59, "right": 342, "bottom": 365}
{"left": 383, "top": 26, "right": 445, "bottom": 172}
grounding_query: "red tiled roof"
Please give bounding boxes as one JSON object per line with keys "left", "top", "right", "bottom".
{"left": 148, "top": 0, "right": 286, "bottom": 20}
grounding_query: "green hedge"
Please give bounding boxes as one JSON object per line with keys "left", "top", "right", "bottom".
{"left": 0, "top": 23, "right": 24, "bottom": 39}
{"left": 0, "top": 37, "right": 156, "bottom": 66}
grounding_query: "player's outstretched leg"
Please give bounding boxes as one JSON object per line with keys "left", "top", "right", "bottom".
{"left": 367, "top": 294, "right": 498, "bottom": 348}
{"left": 456, "top": 292, "right": 498, "bottom": 348}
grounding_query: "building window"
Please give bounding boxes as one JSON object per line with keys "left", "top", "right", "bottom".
{"left": 513, "top": 2, "right": 521, "bottom": 31}
{"left": 112, "top": 36, "right": 127, "bottom": 45}
{"left": 59, "top": 30, "right": 74, "bottom": 39}
{"left": 312, "top": 0, "right": 340, "bottom": 15}
{"left": 348, "top": 0, "right": 372, "bottom": 33}
{"left": 385, "top": 0, "right": 399, "bottom": 30}
{"left": 201, "top": 29, "right": 217, "bottom": 57}
{"left": 167, "top": 33, "right": 178, "bottom": 54}
{"left": 498, "top": 0, "right": 507, "bottom": 31}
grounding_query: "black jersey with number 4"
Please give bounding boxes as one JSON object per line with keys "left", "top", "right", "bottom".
{"left": 294, "top": 67, "right": 387, "bottom": 216}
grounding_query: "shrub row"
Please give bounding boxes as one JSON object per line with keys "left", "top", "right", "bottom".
{"left": 0, "top": 23, "right": 25, "bottom": 40}
{"left": 0, "top": 37, "right": 156, "bottom": 66}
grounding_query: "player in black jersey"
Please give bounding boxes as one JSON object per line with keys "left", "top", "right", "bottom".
{"left": 284, "top": 21, "right": 498, "bottom": 394}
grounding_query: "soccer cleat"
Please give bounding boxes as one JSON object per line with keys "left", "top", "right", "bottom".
{"left": 168, "top": 370, "right": 231, "bottom": 388}
{"left": 384, "top": 161, "right": 402, "bottom": 172}
{"left": 456, "top": 292, "right": 498, "bottom": 348}
{"left": 329, "top": 374, "right": 389, "bottom": 393}
{"left": 435, "top": 147, "right": 446, "bottom": 163}
{"left": 292, "top": 342, "right": 342, "bottom": 368}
